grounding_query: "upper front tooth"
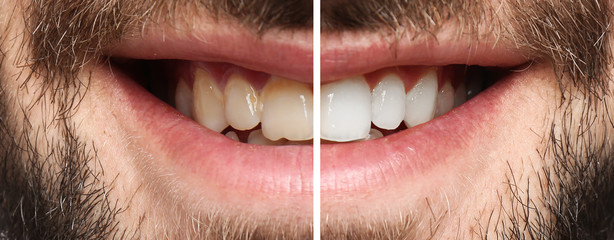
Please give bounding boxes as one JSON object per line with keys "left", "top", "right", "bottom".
{"left": 193, "top": 68, "right": 228, "bottom": 132}
{"left": 371, "top": 74, "right": 406, "bottom": 130}
{"left": 404, "top": 69, "right": 438, "bottom": 127}
{"left": 321, "top": 76, "right": 371, "bottom": 142}
{"left": 261, "top": 77, "right": 313, "bottom": 141}
{"left": 435, "top": 81, "right": 454, "bottom": 117}
{"left": 175, "top": 79, "right": 193, "bottom": 118}
{"left": 224, "top": 73, "right": 261, "bottom": 130}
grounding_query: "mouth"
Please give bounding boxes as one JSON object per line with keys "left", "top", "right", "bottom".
{"left": 99, "top": 20, "right": 530, "bottom": 224}
{"left": 111, "top": 58, "right": 513, "bottom": 146}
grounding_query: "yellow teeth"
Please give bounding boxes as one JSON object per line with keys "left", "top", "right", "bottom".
{"left": 175, "top": 79, "right": 193, "bottom": 118}
{"left": 179, "top": 66, "right": 470, "bottom": 144}
{"left": 193, "top": 69, "right": 228, "bottom": 132}
{"left": 261, "top": 77, "right": 313, "bottom": 141}
{"left": 224, "top": 73, "right": 261, "bottom": 130}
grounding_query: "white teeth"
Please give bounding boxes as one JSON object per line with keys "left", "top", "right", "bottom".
{"left": 404, "top": 69, "right": 438, "bottom": 127}
{"left": 193, "top": 69, "right": 228, "bottom": 132}
{"left": 224, "top": 73, "right": 261, "bottom": 130}
{"left": 371, "top": 74, "right": 406, "bottom": 130}
{"left": 261, "top": 77, "right": 313, "bottom": 141}
{"left": 435, "top": 81, "right": 454, "bottom": 117}
{"left": 454, "top": 82, "right": 467, "bottom": 107}
{"left": 225, "top": 131, "right": 239, "bottom": 141}
{"left": 175, "top": 79, "right": 193, "bottom": 118}
{"left": 247, "top": 129, "right": 287, "bottom": 145}
{"left": 321, "top": 76, "right": 371, "bottom": 142}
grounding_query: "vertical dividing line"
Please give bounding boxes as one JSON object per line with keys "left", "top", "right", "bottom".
{"left": 313, "top": 0, "right": 321, "bottom": 239}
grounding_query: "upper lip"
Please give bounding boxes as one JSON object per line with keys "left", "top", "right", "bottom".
{"left": 321, "top": 28, "right": 529, "bottom": 81}
{"left": 106, "top": 21, "right": 313, "bottom": 82}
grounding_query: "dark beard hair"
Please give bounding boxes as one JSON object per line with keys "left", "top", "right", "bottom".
{"left": 497, "top": 103, "right": 614, "bottom": 239}
{"left": 0, "top": 84, "right": 126, "bottom": 238}
{"left": 1, "top": 0, "right": 613, "bottom": 239}
{"left": 493, "top": 1, "right": 614, "bottom": 238}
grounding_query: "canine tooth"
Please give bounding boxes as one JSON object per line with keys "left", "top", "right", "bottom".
{"left": 371, "top": 74, "right": 405, "bottom": 130}
{"left": 261, "top": 77, "right": 313, "bottom": 141}
{"left": 454, "top": 82, "right": 467, "bottom": 107}
{"left": 435, "top": 81, "right": 454, "bottom": 117}
{"left": 247, "top": 129, "right": 287, "bottom": 145}
{"left": 404, "top": 69, "right": 438, "bottom": 127}
{"left": 321, "top": 76, "right": 371, "bottom": 142}
{"left": 193, "top": 69, "right": 228, "bottom": 132}
{"left": 175, "top": 79, "right": 193, "bottom": 118}
{"left": 225, "top": 131, "right": 239, "bottom": 141}
{"left": 224, "top": 73, "right": 261, "bottom": 130}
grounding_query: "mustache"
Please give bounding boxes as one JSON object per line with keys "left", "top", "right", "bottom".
{"left": 24, "top": 0, "right": 611, "bottom": 99}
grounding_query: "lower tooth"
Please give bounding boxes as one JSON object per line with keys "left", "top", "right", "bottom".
{"left": 225, "top": 131, "right": 239, "bottom": 141}
{"left": 286, "top": 140, "right": 313, "bottom": 145}
{"left": 360, "top": 129, "right": 383, "bottom": 141}
{"left": 175, "top": 79, "right": 193, "bottom": 118}
{"left": 435, "top": 81, "right": 454, "bottom": 117}
{"left": 247, "top": 130, "right": 288, "bottom": 145}
{"left": 193, "top": 69, "right": 228, "bottom": 132}
{"left": 404, "top": 69, "right": 438, "bottom": 127}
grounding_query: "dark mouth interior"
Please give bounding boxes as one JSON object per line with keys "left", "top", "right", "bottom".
{"left": 109, "top": 57, "right": 519, "bottom": 143}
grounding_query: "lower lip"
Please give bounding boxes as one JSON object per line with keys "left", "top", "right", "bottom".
{"left": 104, "top": 62, "right": 511, "bottom": 199}
{"left": 321, "top": 74, "right": 510, "bottom": 193}
{"left": 107, "top": 65, "right": 313, "bottom": 199}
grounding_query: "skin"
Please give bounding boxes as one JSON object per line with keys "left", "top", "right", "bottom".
{"left": 0, "top": 0, "right": 613, "bottom": 239}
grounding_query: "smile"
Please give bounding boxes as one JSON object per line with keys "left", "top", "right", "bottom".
{"left": 97, "top": 18, "right": 531, "bottom": 224}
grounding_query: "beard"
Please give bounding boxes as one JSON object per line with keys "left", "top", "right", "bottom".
{"left": 0, "top": 0, "right": 613, "bottom": 239}
{"left": 0, "top": 86, "right": 125, "bottom": 238}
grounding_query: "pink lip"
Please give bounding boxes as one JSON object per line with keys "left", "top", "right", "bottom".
{"left": 321, "top": 29, "right": 528, "bottom": 81}
{"left": 112, "top": 72, "right": 314, "bottom": 196}
{"left": 320, "top": 74, "right": 510, "bottom": 193}
{"left": 108, "top": 22, "right": 313, "bottom": 82}
{"left": 105, "top": 22, "right": 528, "bottom": 202}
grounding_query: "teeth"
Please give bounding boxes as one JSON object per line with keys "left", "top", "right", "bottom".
{"left": 225, "top": 131, "right": 239, "bottom": 141}
{"left": 404, "top": 69, "right": 438, "bottom": 127}
{"left": 261, "top": 77, "right": 313, "bottom": 141}
{"left": 371, "top": 74, "right": 406, "bottom": 130}
{"left": 193, "top": 69, "right": 228, "bottom": 132}
{"left": 224, "top": 73, "right": 261, "bottom": 130}
{"left": 435, "top": 81, "right": 454, "bottom": 117}
{"left": 247, "top": 129, "right": 288, "bottom": 145}
{"left": 184, "top": 65, "right": 474, "bottom": 144}
{"left": 453, "top": 82, "right": 467, "bottom": 107}
{"left": 321, "top": 76, "right": 371, "bottom": 142}
{"left": 175, "top": 79, "right": 193, "bottom": 118}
